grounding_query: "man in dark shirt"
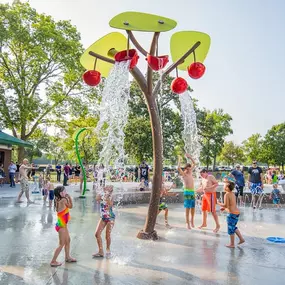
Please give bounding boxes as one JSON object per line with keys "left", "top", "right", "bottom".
{"left": 231, "top": 165, "right": 245, "bottom": 204}
{"left": 134, "top": 166, "right": 139, "bottom": 182}
{"left": 248, "top": 161, "right": 263, "bottom": 209}
{"left": 15, "top": 162, "right": 20, "bottom": 183}
{"left": 74, "top": 164, "right": 80, "bottom": 177}
{"left": 139, "top": 161, "right": 149, "bottom": 186}
{"left": 56, "top": 164, "right": 62, "bottom": 182}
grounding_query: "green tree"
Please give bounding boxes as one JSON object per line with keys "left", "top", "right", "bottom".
{"left": 57, "top": 116, "right": 100, "bottom": 164}
{"left": 0, "top": 2, "right": 97, "bottom": 161}
{"left": 263, "top": 123, "right": 285, "bottom": 170}
{"left": 242, "top": 133, "right": 264, "bottom": 163}
{"left": 199, "top": 109, "right": 233, "bottom": 169}
{"left": 124, "top": 117, "right": 152, "bottom": 163}
{"left": 220, "top": 141, "right": 245, "bottom": 167}
{"left": 24, "top": 129, "right": 50, "bottom": 161}
{"left": 125, "top": 74, "right": 187, "bottom": 163}
{"left": 45, "top": 135, "right": 67, "bottom": 165}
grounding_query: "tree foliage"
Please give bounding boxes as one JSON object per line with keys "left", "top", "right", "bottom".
{"left": 125, "top": 74, "right": 184, "bottom": 164}
{"left": 0, "top": 2, "right": 98, "bottom": 160}
{"left": 263, "top": 123, "right": 285, "bottom": 169}
{"left": 56, "top": 116, "right": 100, "bottom": 164}
{"left": 242, "top": 133, "right": 263, "bottom": 163}
{"left": 199, "top": 109, "right": 233, "bottom": 169}
{"left": 24, "top": 129, "right": 50, "bottom": 161}
{"left": 220, "top": 141, "right": 245, "bottom": 167}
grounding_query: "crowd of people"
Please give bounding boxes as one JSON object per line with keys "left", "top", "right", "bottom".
{"left": 1, "top": 156, "right": 284, "bottom": 267}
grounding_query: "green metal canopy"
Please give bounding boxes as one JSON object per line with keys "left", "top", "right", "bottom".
{"left": 0, "top": 131, "right": 33, "bottom": 148}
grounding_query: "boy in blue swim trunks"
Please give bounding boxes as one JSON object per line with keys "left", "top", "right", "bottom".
{"left": 178, "top": 153, "right": 196, "bottom": 229}
{"left": 47, "top": 178, "right": 55, "bottom": 208}
{"left": 217, "top": 177, "right": 245, "bottom": 248}
{"left": 270, "top": 183, "right": 281, "bottom": 208}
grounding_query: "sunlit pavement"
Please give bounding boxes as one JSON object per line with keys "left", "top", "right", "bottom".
{"left": 0, "top": 185, "right": 285, "bottom": 285}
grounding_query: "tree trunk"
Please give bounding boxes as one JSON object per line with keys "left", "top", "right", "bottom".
{"left": 18, "top": 146, "right": 25, "bottom": 162}
{"left": 135, "top": 32, "right": 163, "bottom": 240}
{"left": 213, "top": 153, "right": 217, "bottom": 171}
{"left": 206, "top": 140, "right": 210, "bottom": 170}
{"left": 137, "top": 94, "right": 163, "bottom": 240}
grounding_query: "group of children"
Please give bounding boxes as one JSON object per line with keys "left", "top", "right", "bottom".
{"left": 158, "top": 153, "right": 245, "bottom": 248}
{"left": 50, "top": 183, "right": 115, "bottom": 266}
{"left": 50, "top": 153, "right": 248, "bottom": 267}
{"left": 39, "top": 176, "right": 55, "bottom": 208}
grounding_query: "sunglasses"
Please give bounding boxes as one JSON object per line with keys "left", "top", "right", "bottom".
{"left": 252, "top": 162, "right": 257, "bottom": 165}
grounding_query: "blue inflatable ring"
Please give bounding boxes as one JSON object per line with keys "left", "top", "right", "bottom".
{"left": 266, "top": 237, "right": 285, "bottom": 243}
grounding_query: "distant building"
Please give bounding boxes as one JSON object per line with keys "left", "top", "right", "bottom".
{"left": 0, "top": 131, "right": 33, "bottom": 182}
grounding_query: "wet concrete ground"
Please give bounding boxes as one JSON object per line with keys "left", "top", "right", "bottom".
{"left": 0, "top": 187, "right": 285, "bottom": 285}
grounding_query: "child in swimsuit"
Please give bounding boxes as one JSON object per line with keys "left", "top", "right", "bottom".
{"left": 50, "top": 186, "right": 77, "bottom": 267}
{"left": 93, "top": 185, "right": 115, "bottom": 258}
{"left": 157, "top": 180, "right": 179, "bottom": 227}
{"left": 46, "top": 178, "right": 55, "bottom": 208}
{"left": 270, "top": 183, "right": 281, "bottom": 208}
{"left": 139, "top": 177, "right": 146, "bottom": 191}
{"left": 42, "top": 179, "right": 48, "bottom": 203}
{"left": 217, "top": 177, "right": 245, "bottom": 248}
{"left": 178, "top": 153, "right": 196, "bottom": 229}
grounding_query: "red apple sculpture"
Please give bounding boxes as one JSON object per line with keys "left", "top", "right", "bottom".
{"left": 171, "top": 77, "right": 188, "bottom": 94}
{"left": 147, "top": 54, "right": 169, "bottom": 71}
{"left": 83, "top": 70, "right": 101, "bottom": 86}
{"left": 187, "top": 62, "right": 206, "bottom": 79}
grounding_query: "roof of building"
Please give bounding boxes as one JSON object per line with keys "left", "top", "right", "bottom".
{"left": 0, "top": 131, "right": 33, "bottom": 148}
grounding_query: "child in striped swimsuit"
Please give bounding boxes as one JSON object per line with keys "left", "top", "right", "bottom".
{"left": 93, "top": 185, "right": 115, "bottom": 258}
{"left": 50, "top": 186, "right": 77, "bottom": 267}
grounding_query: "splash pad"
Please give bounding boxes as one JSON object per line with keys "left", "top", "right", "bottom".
{"left": 80, "top": 11, "right": 211, "bottom": 239}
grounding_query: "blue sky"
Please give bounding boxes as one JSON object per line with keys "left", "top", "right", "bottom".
{"left": 2, "top": 0, "right": 285, "bottom": 143}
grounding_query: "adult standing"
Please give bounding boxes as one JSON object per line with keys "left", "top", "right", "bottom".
{"left": 56, "top": 164, "right": 62, "bottom": 182}
{"left": 134, "top": 166, "right": 139, "bottom": 182}
{"left": 15, "top": 162, "right": 20, "bottom": 183}
{"left": 231, "top": 165, "right": 245, "bottom": 205}
{"left": 278, "top": 171, "right": 285, "bottom": 192}
{"left": 0, "top": 164, "right": 5, "bottom": 177}
{"left": 139, "top": 161, "right": 149, "bottom": 186}
{"left": 93, "top": 164, "right": 98, "bottom": 182}
{"left": 17, "top": 159, "right": 36, "bottom": 203}
{"left": 31, "top": 163, "right": 36, "bottom": 178}
{"left": 74, "top": 164, "right": 80, "bottom": 184}
{"left": 79, "top": 162, "right": 86, "bottom": 193}
{"left": 46, "top": 164, "right": 51, "bottom": 179}
{"left": 8, "top": 161, "right": 17, "bottom": 188}
{"left": 98, "top": 164, "right": 105, "bottom": 187}
{"left": 63, "top": 163, "right": 70, "bottom": 186}
{"left": 248, "top": 161, "right": 263, "bottom": 209}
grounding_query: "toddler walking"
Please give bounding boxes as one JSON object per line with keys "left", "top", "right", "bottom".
{"left": 270, "top": 183, "right": 281, "bottom": 208}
